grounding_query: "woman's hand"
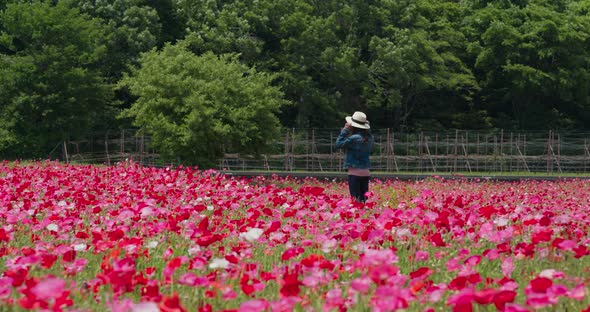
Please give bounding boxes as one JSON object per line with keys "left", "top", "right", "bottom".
{"left": 344, "top": 123, "right": 351, "bottom": 130}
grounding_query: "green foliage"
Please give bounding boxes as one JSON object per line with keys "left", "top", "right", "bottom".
{"left": 0, "top": 0, "right": 113, "bottom": 158}
{"left": 119, "top": 44, "right": 288, "bottom": 167}
{"left": 464, "top": 0, "right": 590, "bottom": 129}
{"left": 175, "top": 0, "right": 267, "bottom": 61}
{"left": 64, "top": 0, "right": 162, "bottom": 79}
{"left": 3, "top": 0, "right": 590, "bottom": 161}
{"left": 365, "top": 0, "right": 479, "bottom": 130}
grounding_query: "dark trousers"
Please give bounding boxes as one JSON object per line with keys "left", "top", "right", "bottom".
{"left": 348, "top": 175, "right": 369, "bottom": 203}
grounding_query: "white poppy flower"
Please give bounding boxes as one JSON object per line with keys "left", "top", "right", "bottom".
{"left": 74, "top": 243, "right": 87, "bottom": 251}
{"left": 209, "top": 258, "right": 229, "bottom": 269}
{"left": 240, "top": 228, "right": 264, "bottom": 242}
{"left": 132, "top": 302, "right": 160, "bottom": 312}
{"left": 46, "top": 224, "right": 59, "bottom": 232}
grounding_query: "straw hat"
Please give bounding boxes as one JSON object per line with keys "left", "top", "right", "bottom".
{"left": 345, "top": 111, "right": 370, "bottom": 129}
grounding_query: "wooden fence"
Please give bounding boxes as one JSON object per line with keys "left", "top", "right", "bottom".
{"left": 55, "top": 129, "right": 590, "bottom": 173}
{"left": 220, "top": 129, "right": 590, "bottom": 173}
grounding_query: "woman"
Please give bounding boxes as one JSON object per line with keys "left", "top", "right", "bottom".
{"left": 335, "top": 111, "right": 374, "bottom": 203}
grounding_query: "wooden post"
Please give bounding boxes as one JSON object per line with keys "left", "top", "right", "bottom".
{"left": 330, "top": 131, "right": 334, "bottom": 171}
{"left": 557, "top": 133, "right": 561, "bottom": 171}
{"left": 139, "top": 133, "right": 144, "bottom": 165}
{"left": 379, "top": 130, "right": 387, "bottom": 172}
{"left": 584, "top": 138, "right": 590, "bottom": 172}
{"left": 63, "top": 141, "right": 69, "bottom": 164}
{"left": 513, "top": 133, "right": 529, "bottom": 172}
{"left": 120, "top": 129, "right": 125, "bottom": 154}
{"left": 453, "top": 129, "right": 458, "bottom": 172}
{"left": 386, "top": 129, "right": 391, "bottom": 171}
{"left": 392, "top": 130, "right": 398, "bottom": 172}
{"left": 483, "top": 134, "right": 490, "bottom": 171}
{"left": 476, "top": 133, "right": 480, "bottom": 172}
{"left": 546, "top": 130, "right": 562, "bottom": 173}
{"left": 419, "top": 132, "right": 423, "bottom": 172}
{"left": 291, "top": 128, "right": 295, "bottom": 171}
{"left": 465, "top": 131, "right": 470, "bottom": 172}
{"left": 386, "top": 129, "right": 399, "bottom": 172}
{"left": 547, "top": 130, "right": 552, "bottom": 173}
{"left": 500, "top": 129, "right": 504, "bottom": 171}
{"left": 311, "top": 129, "right": 322, "bottom": 172}
{"left": 305, "top": 131, "right": 309, "bottom": 171}
{"left": 424, "top": 135, "right": 437, "bottom": 172}
{"left": 435, "top": 134, "right": 439, "bottom": 172}
{"left": 435, "top": 134, "right": 439, "bottom": 155}
{"left": 406, "top": 132, "right": 410, "bottom": 171}
{"left": 493, "top": 134, "right": 498, "bottom": 172}
{"left": 524, "top": 134, "right": 527, "bottom": 161}
{"left": 284, "top": 130, "right": 289, "bottom": 171}
{"left": 510, "top": 132, "right": 514, "bottom": 172}
{"left": 105, "top": 132, "right": 111, "bottom": 166}
{"left": 446, "top": 134, "right": 450, "bottom": 172}
{"left": 515, "top": 141, "right": 530, "bottom": 172}
{"left": 337, "top": 129, "right": 342, "bottom": 171}
{"left": 461, "top": 133, "right": 472, "bottom": 172}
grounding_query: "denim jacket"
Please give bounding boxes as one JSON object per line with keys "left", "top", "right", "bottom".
{"left": 335, "top": 128, "right": 374, "bottom": 169}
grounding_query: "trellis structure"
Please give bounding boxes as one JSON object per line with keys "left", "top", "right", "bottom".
{"left": 54, "top": 128, "right": 590, "bottom": 173}
{"left": 220, "top": 129, "right": 590, "bottom": 173}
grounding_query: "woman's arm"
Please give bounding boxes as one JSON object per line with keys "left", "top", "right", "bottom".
{"left": 335, "top": 128, "right": 351, "bottom": 149}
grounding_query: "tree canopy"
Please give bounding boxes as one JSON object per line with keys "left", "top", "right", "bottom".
{"left": 2, "top": 0, "right": 590, "bottom": 165}
{"left": 0, "top": 1, "right": 113, "bottom": 158}
{"left": 119, "top": 44, "right": 286, "bottom": 167}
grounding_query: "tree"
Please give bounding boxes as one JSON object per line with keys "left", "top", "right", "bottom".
{"left": 0, "top": 1, "right": 113, "bottom": 158}
{"left": 119, "top": 44, "right": 288, "bottom": 167}
{"left": 174, "top": 0, "right": 371, "bottom": 128}
{"left": 65, "top": 0, "right": 162, "bottom": 80}
{"left": 464, "top": 1, "right": 590, "bottom": 129}
{"left": 145, "top": 0, "right": 185, "bottom": 46}
{"left": 175, "top": 0, "right": 266, "bottom": 62}
{"left": 270, "top": 1, "right": 369, "bottom": 128}
{"left": 364, "top": 0, "right": 480, "bottom": 130}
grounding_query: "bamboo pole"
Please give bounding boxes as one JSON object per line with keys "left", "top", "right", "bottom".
{"left": 453, "top": 130, "right": 458, "bottom": 172}
{"left": 392, "top": 131, "right": 398, "bottom": 172}
{"left": 461, "top": 134, "right": 472, "bottom": 172}
{"left": 306, "top": 130, "right": 309, "bottom": 171}
{"left": 63, "top": 141, "right": 69, "bottom": 164}
{"left": 476, "top": 133, "right": 480, "bottom": 172}
{"left": 435, "top": 134, "right": 439, "bottom": 171}
{"left": 284, "top": 130, "right": 289, "bottom": 171}
{"left": 105, "top": 132, "right": 111, "bottom": 166}
{"left": 291, "top": 128, "right": 295, "bottom": 171}
{"left": 446, "top": 134, "right": 450, "bottom": 172}
{"left": 120, "top": 129, "right": 125, "bottom": 154}
{"left": 510, "top": 132, "right": 513, "bottom": 172}
{"left": 500, "top": 129, "right": 504, "bottom": 172}
{"left": 424, "top": 135, "right": 437, "bottom": 172}
{"left": 379, "top": 130, "right": 383, "bottom": 171}
{"left": 547, "top": 130, "right": 552, "bottom": 173}
{"left": 330, "top": 131, "right": 334, "bottom": 171}
{"left": 419, "top": 132, "right": 423, "bottom": 171}
{"left": 585, "top": 138, "right": 588, "bottom": 172}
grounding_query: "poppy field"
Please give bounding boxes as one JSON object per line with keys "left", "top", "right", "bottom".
{"left": 0, "top": 161, "right": 589, "bottom": 312}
